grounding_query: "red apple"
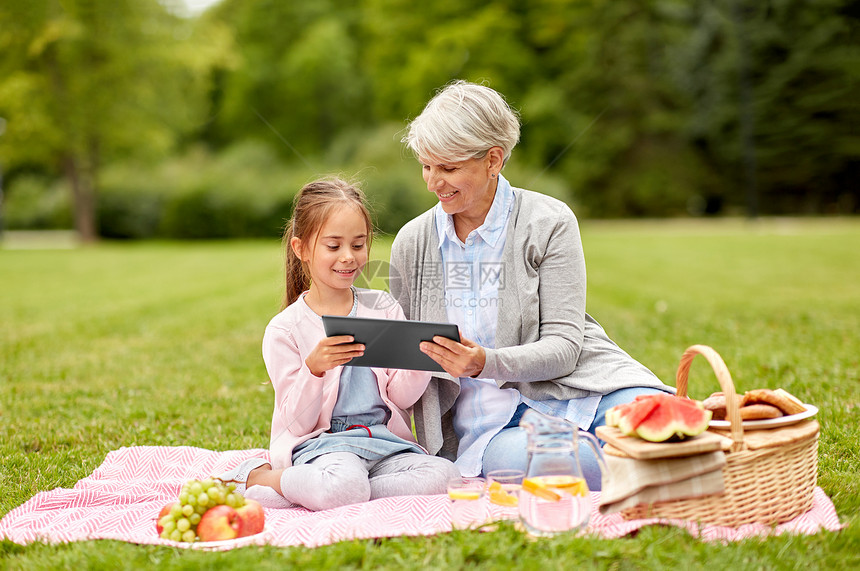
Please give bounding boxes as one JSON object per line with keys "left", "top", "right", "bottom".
{"left": 197, "top": 504, "right": 241, "bottom": 541}
{"left": 155, "top": 501, "right": 179, "bottom": 535}
{"left": 235, "top": 498, "right": 265, "bottom": 537}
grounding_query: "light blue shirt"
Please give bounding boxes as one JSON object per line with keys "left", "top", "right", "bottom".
{"left": 436, "top": 174, "right": 600, "bottom": 476}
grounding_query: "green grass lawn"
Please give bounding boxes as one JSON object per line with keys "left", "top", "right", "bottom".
{"left": 1, "top": 218, "right": 858, "bottom": 569}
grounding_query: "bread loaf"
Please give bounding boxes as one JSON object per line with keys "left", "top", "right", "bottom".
{"left": 740, "top": 403, "right": 784, "bottom": 420}
{"left": 702, "top": 392, "right": 742, "bottom": 421}
{"left": 742, "top": 388, "right": 806, "bottom": 416}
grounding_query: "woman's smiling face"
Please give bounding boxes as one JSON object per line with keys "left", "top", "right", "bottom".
{"left": 420, "top": 149, "right": 502, "bottom": 224}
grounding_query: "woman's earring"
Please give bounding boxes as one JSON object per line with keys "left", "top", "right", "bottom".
{"left": 491, "top": 173, "right": 496, "bottom": 178}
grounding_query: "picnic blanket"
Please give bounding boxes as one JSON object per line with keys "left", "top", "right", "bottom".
{"left": 0, "top": 446, "right": 844, "bottom": 549}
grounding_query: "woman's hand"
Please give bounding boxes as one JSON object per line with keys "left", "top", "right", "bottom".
{"left": 305, "top": 336, "right": 364, "bottom": 377}
{"left": 420, "top": 335, "right": 486, "bottom": 378}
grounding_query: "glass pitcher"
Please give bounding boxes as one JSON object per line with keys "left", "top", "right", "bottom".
{"left": 518, "top": 409, "right": 607, "bottom": 536}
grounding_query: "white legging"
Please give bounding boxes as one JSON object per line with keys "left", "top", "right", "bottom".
{"left": 280, "top": 452, "right": 460, "bottom": 512}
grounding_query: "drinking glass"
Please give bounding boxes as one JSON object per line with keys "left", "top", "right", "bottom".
{"left": 486, "top": 469, "right": 524, "bottom": 521}
{"left": 447, "top": 477, "right": 488, "bottom": 530}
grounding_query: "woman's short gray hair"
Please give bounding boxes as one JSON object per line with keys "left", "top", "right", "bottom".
{"left": 403, "top": 80, "right": 521, "bottom": 164}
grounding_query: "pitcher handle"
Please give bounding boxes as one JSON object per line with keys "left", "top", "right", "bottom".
{"left": 577, "top": 430, "right": 608, "bottom": 490}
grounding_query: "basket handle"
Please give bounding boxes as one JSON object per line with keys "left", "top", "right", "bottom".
{"left": 675, "top": 344, "right": 744, "bottom": 452}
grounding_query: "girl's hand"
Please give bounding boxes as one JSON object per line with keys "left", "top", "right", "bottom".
{"left": 305, "top": 335, "right": 365, "bottom": 377}
{"left": 420, "top": 334, "right": 486, "bottom": 378}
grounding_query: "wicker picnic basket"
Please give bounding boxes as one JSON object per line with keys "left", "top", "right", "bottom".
{"left": 621, "top": 344, "right": 819, "bottom": 527}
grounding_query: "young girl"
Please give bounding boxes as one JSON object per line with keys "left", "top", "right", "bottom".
{"left": 218, "top": 178, "right": 459, "bottom": 511}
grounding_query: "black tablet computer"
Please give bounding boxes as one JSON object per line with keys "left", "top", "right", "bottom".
{"left": 321, "top": 315, "right": 460, "bottom": 372}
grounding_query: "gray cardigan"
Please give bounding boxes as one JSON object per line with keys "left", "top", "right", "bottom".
{"left": 389, "top": 185, "right": 671, "bottom": 459}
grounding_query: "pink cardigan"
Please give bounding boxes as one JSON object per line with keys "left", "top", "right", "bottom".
{"left": 262, "top": 288, "right": 432, "bottom": 469}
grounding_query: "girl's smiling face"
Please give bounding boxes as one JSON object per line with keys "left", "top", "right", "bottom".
{"left": 296, "top": 204, "right": 369, "bottom": 299}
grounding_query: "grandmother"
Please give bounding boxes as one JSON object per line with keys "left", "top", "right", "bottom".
{"left": 389, "top": 80, "right": 672, "bottom": 489}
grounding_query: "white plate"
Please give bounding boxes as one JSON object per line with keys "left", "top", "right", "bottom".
{"left": 161, "top": 529, "right": 269, "bottom": 550}
{"left": 709, "top": 404, "right": 818, "bottom": 431}
{"left": 191, "top": 529, "right": 269, "bottom": 550}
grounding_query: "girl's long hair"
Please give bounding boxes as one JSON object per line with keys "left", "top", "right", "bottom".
{"left": 282, "top": 177, "right": 373, "bottom": 309}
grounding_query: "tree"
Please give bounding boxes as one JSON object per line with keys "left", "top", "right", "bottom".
{"left": 360, "top": 0, "right": 538, "bottom": 122}
{"left": 203, "top": 0, "right": 370, "bottom": 161}
{"left": 546, "top": 1, "right": 718, "bottom": 215}
{"left": 679, "top": 0, "right": 860, "bottom": 214}
{"left": 0, "top": 0, "right": 234, "bottom": 240}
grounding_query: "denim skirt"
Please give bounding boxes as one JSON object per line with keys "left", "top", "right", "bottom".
{"left": 292, "top": 423, "right": 425, "bottom": 466}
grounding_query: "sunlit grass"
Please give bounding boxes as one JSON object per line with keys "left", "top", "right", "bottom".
{"left": 1, "top": 219, "right": 858, "bottom": 568}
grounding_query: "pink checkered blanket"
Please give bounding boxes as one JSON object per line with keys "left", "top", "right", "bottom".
{"left": 0, "top": 446, "right": 844, "bottom": 549}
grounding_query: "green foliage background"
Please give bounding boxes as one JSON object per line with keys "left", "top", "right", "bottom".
{"left": 0, "top": 0, "right": 858, "bottom": 239}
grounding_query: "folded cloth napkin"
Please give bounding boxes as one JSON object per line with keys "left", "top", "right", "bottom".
{"left": 599, "top": 450, "right": 727, "bottom": 515}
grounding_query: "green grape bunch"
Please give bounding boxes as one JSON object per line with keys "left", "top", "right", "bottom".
{"left": 155, "top": 478, "right": 245, "bottom": 543}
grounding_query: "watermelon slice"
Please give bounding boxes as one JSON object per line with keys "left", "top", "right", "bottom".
{"left": 606, "top": 393, "right": 660, "bottom": 424}
{"left": 616, "top": 398, "right": 660, "bottom": 436}
{"left": 605, "top": 394, "right": 712, "bottom": 442}
{"left": 604, "top": 402, "right": 632, "bottom": 428}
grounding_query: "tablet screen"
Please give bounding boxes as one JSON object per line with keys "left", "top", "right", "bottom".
{"left": 321, "top": 315, "right": 460, "bottom": 372}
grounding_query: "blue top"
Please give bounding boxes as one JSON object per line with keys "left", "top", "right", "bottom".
{"left": 330, "top": 366, "right": 390, "bottom": 428}
{"left": 292, "top": 288, "right": 423, "bottom": 465}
